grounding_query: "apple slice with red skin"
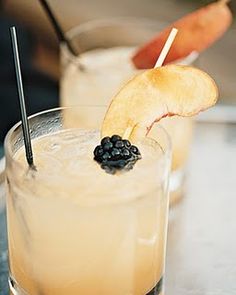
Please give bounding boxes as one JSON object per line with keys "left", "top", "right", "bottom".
{"left": 132, "top": 0, "right": 232, "bottom": 69}
{"left": 101, "top": 65, "right": 218, "bottom": 142}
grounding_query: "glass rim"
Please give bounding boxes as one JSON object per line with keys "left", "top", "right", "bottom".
{"left": 0, "top": 157, "right": 5, "bottom": 184}
{"left": 61, "top": 17, "right": 169, "bottom": 59}
{"left": 65, "top": 16, "right": 168, "bottom": 41}
{"left": 61, "top": 16, "right": 199, "bottom": 65}
{"left": 4, "top": 106, "right": 172, "bottom": 171}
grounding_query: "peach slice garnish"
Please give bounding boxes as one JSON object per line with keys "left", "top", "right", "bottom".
{"left": 101, "top": 65, "right": 218, "bottom": 141}
{"left": 132, "top": 0, "right": 232, "bottom": 69}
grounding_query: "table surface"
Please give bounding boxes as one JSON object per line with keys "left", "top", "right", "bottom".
{"left": 0, "top": 121, "right": 236, "bottom": 295}
{"left": 166, "top": 121, "right": 236, "bottom": 295}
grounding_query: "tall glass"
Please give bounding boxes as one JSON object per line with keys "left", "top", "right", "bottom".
{"left": 5, "top": 107, "right": 171, "bottom": 295}
{"left": 60, "top": 18, "right": 195, "bottom": 205}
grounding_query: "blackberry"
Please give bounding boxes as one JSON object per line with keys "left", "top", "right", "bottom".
{"left": 115, "top": 140, "right": 124, "bottom": 149}
{"left": 93, "top": 145, "right": 104, "bottom": 161}
{"left": 93, "top": 135, "right": 142, "bottom": 173}
{"left": 111, "top": 134, "right": 122, "bottom": 143}
{"left": 130, "top": 145, "right": 141, "bottom": 156}
{"left": 103, "top": 141, "right": 113, "bottom": 151}
{"left": 123, "top": 139, "right": 131, "bottom": 148}
{"left": 122, "top": 148, "right": 131, "bottom": 159}
{"left": 101, "top": 136, "right": 111, "bottom": 145}
{"left": 102, "top": 152, "right": 111, "bottom": 161}
{"left": 111, "top": 148, "right": 121, "bottom": 160}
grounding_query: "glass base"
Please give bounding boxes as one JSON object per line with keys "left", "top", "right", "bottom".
{"left": 9, "top": 276, "right": 28, "bottom": 295}
{"left": 9, "top": 275, "right": 163, "bottom": 295}
{"left": 169, "top": 167, "right": 186, "bottom": 207}
{"left": 147, "top": 277, "right": 163, "bottom": 294}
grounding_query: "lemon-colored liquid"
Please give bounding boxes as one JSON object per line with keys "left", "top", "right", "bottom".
{"left": 7, "top": 129, "right": 169, "bottom": 294}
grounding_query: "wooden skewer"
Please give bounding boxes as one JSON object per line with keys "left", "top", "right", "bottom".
{"left": 123, "top": 28, "right": 178, "bottom": 140}
{"left": 154, "top": 28, "right": 178, "bottom": 68}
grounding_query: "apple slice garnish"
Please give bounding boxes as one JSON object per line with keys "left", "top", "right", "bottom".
{"left": 132, "top": 0, "right": 232, "bottom": 69}
{"left": 101, "top": 65, "right": 218, "bottom": 142}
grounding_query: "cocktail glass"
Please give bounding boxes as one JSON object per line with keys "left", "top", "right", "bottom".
{"left": 60, "top": 18, "right": 196, "bottom": 205}
{"left": 5, "top": 106, "right": 171, "bottom": 294}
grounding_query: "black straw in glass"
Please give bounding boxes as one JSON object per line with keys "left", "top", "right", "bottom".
{"left": 38, "top": 0, "right": 78, "bottom": 56}
{"left": 10, "top": 26, "right": 35, "bottom": 168}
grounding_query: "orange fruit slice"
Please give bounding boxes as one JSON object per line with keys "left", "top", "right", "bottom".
{"left": 101, "top": 65, "right": 218, "bottom": 141}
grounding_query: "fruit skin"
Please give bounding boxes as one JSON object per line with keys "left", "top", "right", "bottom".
{"left": 111, "top": 134, "right": 122, "bottom": 143}
{"left": 103, "top": 141, "right": 113, "bottom": 151}
{"left": 94, "top": 136, "right": 141, "bottom": 173}
{"left": 132, "top": 0, "right": 232, "bottom": 69}
{"left": 102, "top": 65, "right": 218, "bottom": 142}
{"left": 101, "top": 136, "right": 111, "bottom": 145}
{"left": 115, "top": 140, "right": 125, "bottom": 149}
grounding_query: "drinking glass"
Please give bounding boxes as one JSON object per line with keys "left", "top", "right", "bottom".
{"left": 5, "top": 106, "right": 171, "bottom": 295}
{"left": 0, "top": 159, "right": 8, "bottom": 295}
{"left": 60, "top": 18, "right": 196, "bottom": 205}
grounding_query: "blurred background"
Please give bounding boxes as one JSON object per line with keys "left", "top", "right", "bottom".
{"left": 0, "top": 0, "right": 235, "bottom": 150}
{"left": 0, "top": 2, "right": 236, "bottom": 294}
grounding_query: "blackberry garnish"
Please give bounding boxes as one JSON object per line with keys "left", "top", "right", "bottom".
{"left": 130, "top": 145, "right": 141, "bottom": 156}
{"left": 101, "top": 136, "right": 111, "bottom": 145}
{"left": 111, "top": 134, "right": 122, "bottom": 143}
{"left": 102, "top": 152, "right": 111, "bottom": 161}
{"left": 123, "top": 139, "right": 131, "bottom": 147}
{"left": 103, "top": 141, "right": 113, "bottom": 151}
{"left": 94, "top": 135, "right": 141, "bottom": 173}
{"left": 115, "top": 140, "right": 125, "bottom": 149}
{"left": 111, "top": 148, "right": 121, "bottom": 160}
{"left": 93, "top": 145, "right": 104, "bottom": 161}
{"left": 122, "top": 148, "right": 131, "bottom": 159}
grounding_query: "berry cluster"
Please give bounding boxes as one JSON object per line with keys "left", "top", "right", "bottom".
{"left": 94, "top": 135, "right": 141, "bottom": 173}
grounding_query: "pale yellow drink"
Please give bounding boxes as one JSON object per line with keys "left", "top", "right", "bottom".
{"left": 5, "top": 109, "right": 171, "bottom": 295}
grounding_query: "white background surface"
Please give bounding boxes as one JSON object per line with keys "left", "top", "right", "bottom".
{"left": 166, "top": 122, "right": 236, "bottom": 294}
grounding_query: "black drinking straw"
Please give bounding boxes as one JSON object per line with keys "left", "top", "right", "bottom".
{"left": 10, "top": 27, "right": 35, "bottom": 168}
{"left": 38, "top": 0, "right": 78, "bottom": 56}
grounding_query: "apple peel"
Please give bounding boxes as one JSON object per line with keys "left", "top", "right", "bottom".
{"left": 101, "top": 65, "right": 218, "bottom": 142}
